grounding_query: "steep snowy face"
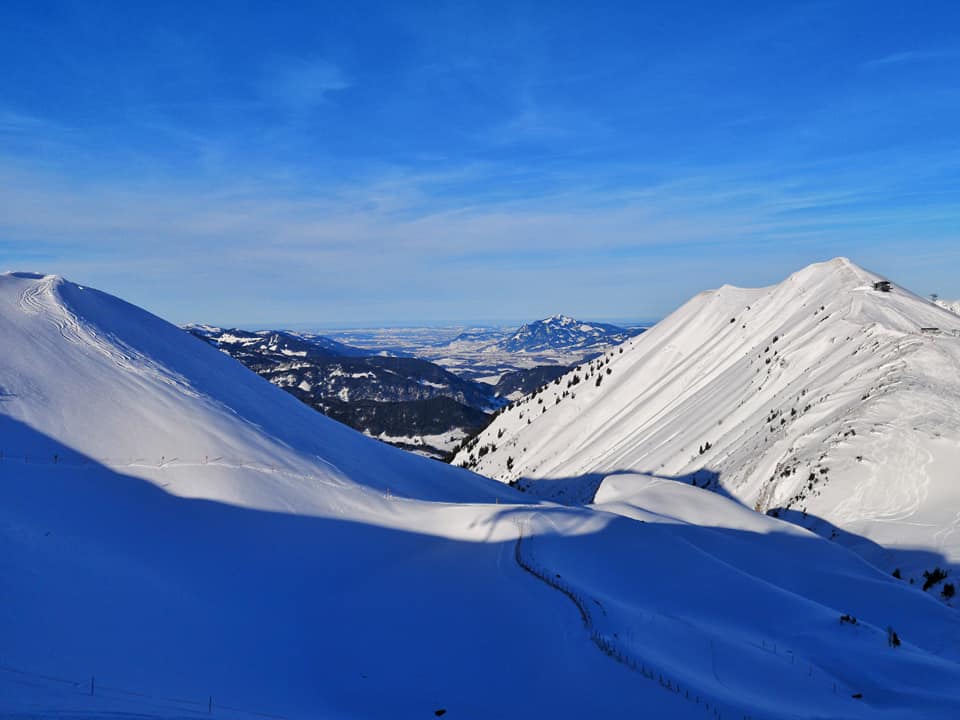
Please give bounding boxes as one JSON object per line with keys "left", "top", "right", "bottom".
{"left": 0, "top": 271, "right": 508, "bottom": 510}
{"left": 497, "top": 314, "right": 639, "bottom": 353}
{"left": 454, "top": 259, "right": 960, "bottom": 579}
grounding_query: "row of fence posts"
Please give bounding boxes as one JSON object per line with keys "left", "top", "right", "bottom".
{"left": 515, "top": 526, "right": 752, "bottom": 719}
{"left": 519, "top": 518, "right": 855, "bottom": 713}
{"left": 87, "top": 674, "right": 213, "bottom": 713}
{"left": 1, "top": 661, "right": 291, "bottom": 718}
{"left": 0, "top": 453, "right": 241, "bottom": 468}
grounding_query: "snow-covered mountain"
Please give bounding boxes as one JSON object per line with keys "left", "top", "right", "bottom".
{"left": 498, "top": 314, "right": 639, "bottom": 353}
{"left": 185, "top": 324, "right": 370, "bottom": 360}
{"left": 454, "top": 259, "right": 960, "bottom": 588}
{"left": 5, "top": 270, "right": 960, "bottom": 719}
{"left": 935, "top": 298, "right": 960, "bottom": 315}
{"left": 187, "top": 324, "right": 499, "bottom": 458}
{"left": 411, "top": 315, "right": 645, "bottom": 385}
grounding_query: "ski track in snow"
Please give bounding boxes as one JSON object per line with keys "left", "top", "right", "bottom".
{"left": 832, "top": 426, "right": 932, "bottom": 525}
{"left": 18, "top": 276, "right": 86, "bottom": 346}
{"left": 17, "top": 276, "right": 205, "bottom": 399}
{"left": 18, "top": 277, "right": 136, "bottom": 370}
{"left": 934, "top": 511, "right": 960, "bottom": 554}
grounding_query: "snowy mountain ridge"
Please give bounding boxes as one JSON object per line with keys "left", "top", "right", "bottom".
{"left": 454, "top": 258, "right": 960, "bottom": 584}
{"left": 5, "top": 268, "right": 960, "bottom": 719}
{"left": 184, "top": 324, "right": 370, "bottom": 359}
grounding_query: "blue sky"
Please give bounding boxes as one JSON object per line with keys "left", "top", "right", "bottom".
{"left": 1, "top": 1, "right": 958, "bottom": 326}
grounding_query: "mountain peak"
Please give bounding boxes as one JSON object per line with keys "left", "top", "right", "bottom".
{"left": 783, "top": 256, "right": 882, "bottom": 289}
{"left": 2, "top": 271, "right": 59, "bottom": 280}
{"left": 498, "top": 314, "right": 639, "bottom": 354}
{"left": 457, "top": 259, "right": 960, "bottom": 579}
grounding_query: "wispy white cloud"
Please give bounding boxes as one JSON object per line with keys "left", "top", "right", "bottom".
{"left": 0, "top": 109, "right": 49, "bottom": 134}
{"left": 0, "top": 107, "right": 76, "bottom": 142}
{"left": 861, "top": 48, "right": 960, "bottom": 70}
{"left": 2, "top": 147, "right": 954, "bottom": 269}
{"left": 481, "top": 99, "right": 609, "bottom": 148}
{"left": 263, "top": 57, "right": 351, "bottom": 110}
{"left": 2, "top": 149, "right": 957, "bottom": 325}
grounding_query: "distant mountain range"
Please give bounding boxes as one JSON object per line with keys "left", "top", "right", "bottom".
{"left": 186, "top": 325, "right": 499, "bottom": 458}
{"left": 418, "top": 315, "right": 647, "bottom": 382}
{"left": 185, "top": 325, "right": 370, "bottom": 360}
{"left": 185, "top": 316, "right": 641, "bottom": 458}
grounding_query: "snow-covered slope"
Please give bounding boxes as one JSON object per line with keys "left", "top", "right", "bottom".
{"left": 935, "top": 298, "right": 960, "bottom": 316}
{"left": 2, "top": 273, "right": 497, "bottom": 508}
{"left": 5, "top": 270, "right": 960, "bottom": 719}
{"left": 454, "top": 259, "right": 960, "bottom": 585}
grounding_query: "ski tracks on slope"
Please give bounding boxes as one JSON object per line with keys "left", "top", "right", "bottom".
{"left": 18, "top": 277, "right": 133, "bottom": 369}
{"left": 832, "top": 428, "right": 933, "bottom": 525}
{"left": 18, "top": 276, "right": 87, "bottom": 346}
{"left": 933, "top": 510, "right": 960, "bottom": 556}
{"left": 17, "top": 277, "right": 204, "bottom": 398}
